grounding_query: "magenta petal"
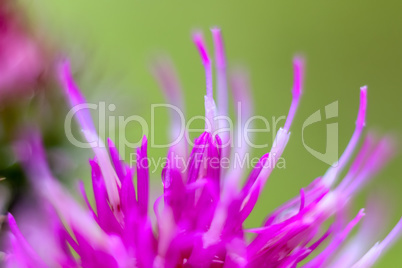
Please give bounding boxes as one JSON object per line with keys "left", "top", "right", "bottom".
{"left": 89, "top": 160, "right": 122, "bottom": 235}
{"left": 137, "top": 136, "right": 150, "bottom": 216}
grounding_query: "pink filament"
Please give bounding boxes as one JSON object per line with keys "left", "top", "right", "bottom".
{"left": 193, "top": 32, "right": 213, "bottom": 99}
{"left": 284, "top": 56, "right": 304, "bottom": 131}
{"left": 211, "top": 28, "right": 228, "bottom": 118}
{"left": 323, "top": 87, "right": 368, "bottom": 187}
{"left": 57, "top": 60, "right": 122, "bottom": 217}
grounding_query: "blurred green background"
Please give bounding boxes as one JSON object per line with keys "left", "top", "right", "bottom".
{"left": 24, "top": 0, "right": 402, "bottom": 266}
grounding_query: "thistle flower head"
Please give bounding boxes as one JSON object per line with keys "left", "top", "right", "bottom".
{"left": 4, "top": 29, "right": 401, "bottom": 268}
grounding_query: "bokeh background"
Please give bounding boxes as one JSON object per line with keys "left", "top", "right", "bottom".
{"left": 21, "top": 0, "right": 402, "bottom": 266}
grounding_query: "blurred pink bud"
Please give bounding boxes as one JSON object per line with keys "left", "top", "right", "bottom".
{"left": 0, "top": 2, "right": 45, "bottom": 103}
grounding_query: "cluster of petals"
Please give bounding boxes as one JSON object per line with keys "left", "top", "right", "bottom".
{"left": 4, "top": 28, "right": 401, "bottom": 268}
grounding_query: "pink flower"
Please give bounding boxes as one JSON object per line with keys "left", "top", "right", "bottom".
{"left": 4, "top": 28, "right": 401, "bottom": 267}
